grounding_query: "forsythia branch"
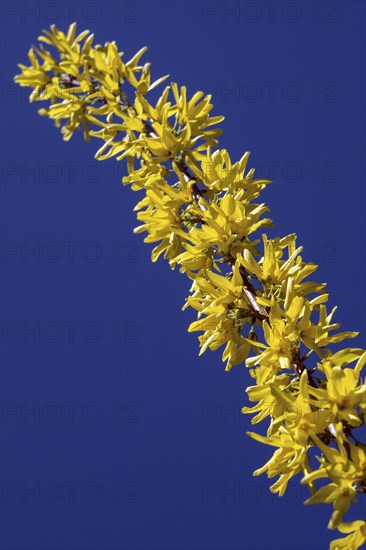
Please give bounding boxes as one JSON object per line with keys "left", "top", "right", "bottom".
{"left": 14, "top": 23, "right": 366, "bottom": 550}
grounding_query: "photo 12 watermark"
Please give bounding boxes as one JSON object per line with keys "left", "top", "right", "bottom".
{"left": 1, "top": 320, "right": 140, "bottom": 344}
{"left": 1, "top": 480, "right": 141, "bottom": 504}
{"left": 1, "top": 1, "right": 142, "bottom": 24}
{"left": 202, "top": 81, "right": 340, "bottom": 104}
{"left": 201, "top": 478, "right": 311, "bottom": 504}
{"left": 201, "top": 401, "right": 243, "bottom": 423}
{"left": 201, "top": 2, "right": 340, "bottom": 25}
{"left": 1, "top": 241, "right": 141, "bottom": 264}
{"left": 1, "top": 400, "right": 141, "bottom": 424}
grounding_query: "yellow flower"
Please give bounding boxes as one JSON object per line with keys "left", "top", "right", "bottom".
{"left": 185, "top": 146, "right": 271, "bottom": 195}
{"left": 245, "top": 300, "right": 297, "bottom": 374}
{"left": 320, "top": 352, "right": 366, "bottom": 426}
{"left": 302, "top": 423, "right": 366, "bottom": 529}
{"left": 247, "top": 427, "right": 311, "bottom": 497}
{"left": 241, "top": 233, "right": 327, "bottom": 297}
{"left": 242, "top": 373, "right": 292, "bottom": 424}
{"left": 330, "top": 520, "right": 366, "bottom": 550}
{"left": 15, "top": 24, "right": 366, "bottom": 549}
{"left": 186, "top": 260, "right": 263, "bottom": 370}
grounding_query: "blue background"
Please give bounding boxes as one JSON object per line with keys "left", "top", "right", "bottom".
{"left": 1, "top": 1, "right": 365, "bottom": 549}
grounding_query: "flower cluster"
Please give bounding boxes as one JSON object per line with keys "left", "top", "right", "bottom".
{"left": 15, "top": 23, "right": 366, "bottom": 549}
